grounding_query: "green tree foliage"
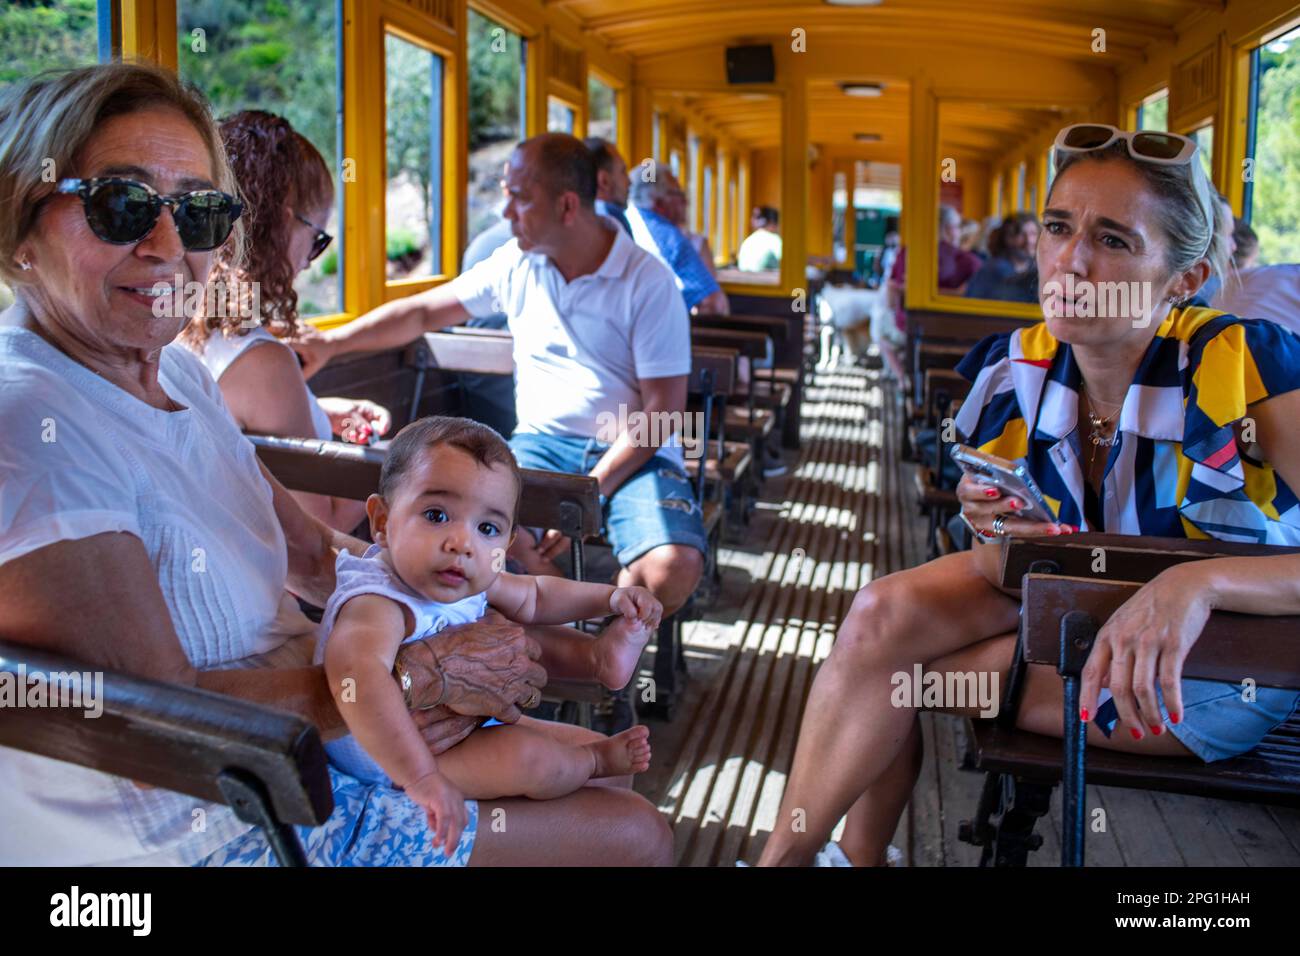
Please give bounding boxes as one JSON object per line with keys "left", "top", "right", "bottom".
{"left": 467, "top": 9, "right": 521, "bottom": 149}
{"left": 0, "top": 0, "right": 99, "bottom": 90}
{"left": 1252, "top": 40, "right": 1300, "bottom": 265}
{"left": 177, "top": 0, "right": 339, "bottom": 176}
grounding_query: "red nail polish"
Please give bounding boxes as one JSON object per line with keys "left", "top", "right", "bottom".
{"left": 1080, "top": 708, "right": 1090, "bottom": 722}
{"left": 1170, "top": 712, "right": 1181, "bottom": 725}
{"left": 983, "top": 488, "right": 999, "bottom": 498}
{"left": 1130, "top": 728, "right": 1143, "bottom": 740}
{"left": 1008, "top": 499, "right": 1022, "bottom": 510}
{"left": 1150, "top": 725, "right": 1163, "bottom": 735}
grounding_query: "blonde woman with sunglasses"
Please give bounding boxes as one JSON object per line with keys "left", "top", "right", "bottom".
{"left": 756, "top": 124, "right": 1300, "bottom": 867}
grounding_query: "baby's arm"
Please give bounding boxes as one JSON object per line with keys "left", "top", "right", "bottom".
{"left": 324, "top": 594, "right": 441, "bottom": 788}
{"left": 487, "top": 573, "right": 661, "bottom": 629}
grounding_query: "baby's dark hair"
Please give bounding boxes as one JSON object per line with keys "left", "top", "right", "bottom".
{"left": 379, "top": 416, "right": 521, "bottom": 517}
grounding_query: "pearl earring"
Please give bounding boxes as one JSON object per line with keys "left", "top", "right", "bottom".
{"left": 18, "top": 259, "right": 32, "bottom": 271}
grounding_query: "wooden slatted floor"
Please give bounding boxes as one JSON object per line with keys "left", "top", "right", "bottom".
{"left": 635, "top": 357, "right": 1300, "bottom": 867}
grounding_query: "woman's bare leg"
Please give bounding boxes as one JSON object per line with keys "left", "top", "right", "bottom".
{"left": 757, "top": 549, "right": 1019, "bottom": 866}
{"left": 469, "top": 787, "right": 673, "bottom": 866}
{"left": 834, "top": 630, "right": 1194, "bottom": 867}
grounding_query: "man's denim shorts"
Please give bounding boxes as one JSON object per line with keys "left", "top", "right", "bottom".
{"left": 510, "top": 432, "right": 708, "bottom": 567}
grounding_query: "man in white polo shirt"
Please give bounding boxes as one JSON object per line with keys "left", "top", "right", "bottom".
{"left": 295, "top": 133, "right": 705, "bottom": 616}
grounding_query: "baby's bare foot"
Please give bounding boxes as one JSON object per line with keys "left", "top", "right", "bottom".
{"left": 588, "top": 725, "right": 652, "bottom": 778}
{"left": 593, "top": 615, "right": 652, "bottom": 690}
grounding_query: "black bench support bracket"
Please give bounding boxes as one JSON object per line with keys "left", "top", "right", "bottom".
{"left": 1058, "top": 610, "right": 1098, "bottom": 868}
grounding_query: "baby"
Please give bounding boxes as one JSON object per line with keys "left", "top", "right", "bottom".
{"left": 317, "top": 416, "right": 661, "bottom": 854}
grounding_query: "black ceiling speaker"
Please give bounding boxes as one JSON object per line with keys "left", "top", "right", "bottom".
{"left": 726, "top": 44, "right": 775, "bottom": 84}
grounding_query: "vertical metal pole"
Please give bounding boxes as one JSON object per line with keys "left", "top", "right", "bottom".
{"left": 1059, "top": 611, "right": 1097, "bottom": 868}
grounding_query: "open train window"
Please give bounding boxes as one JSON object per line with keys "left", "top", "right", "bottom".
{"left": 1246, "top": 23, "right": 1300, "bottom": 263}
{"left": 587, "top": 73, "right": 616, "bottom": 146}
{"left": 466, "top": 8, "right": 523, "bottom": 248}
{"left": 385, "top": 31, "right": 445, "bottom": 281}
{"left": 178, "top": 0, "right": 343, "bottom": 317}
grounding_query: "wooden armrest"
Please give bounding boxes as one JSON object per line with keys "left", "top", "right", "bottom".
{"left": 999, "top": 534, "right": 1300, "bottom": 590}
{"left": 0, "top": 639, "right": 332, "bottom": 826}
{"left": 1020, "top": 573, "right": 1300, "bottom": 689}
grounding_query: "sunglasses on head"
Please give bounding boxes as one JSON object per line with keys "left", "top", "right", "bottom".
{"left": 57, "top": 177, "right": 242, "bottom": 252}
{"left": 294, "top": 212, "right": 333, "bottom": 262}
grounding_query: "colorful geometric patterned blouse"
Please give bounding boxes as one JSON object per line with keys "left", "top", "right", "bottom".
{"left": 954, "top": 308, "right": 1300, "bottom": 545}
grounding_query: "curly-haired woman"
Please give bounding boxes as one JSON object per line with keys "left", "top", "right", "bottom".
{"left": 183, "top": 110, "right": 389, "bottom": 531}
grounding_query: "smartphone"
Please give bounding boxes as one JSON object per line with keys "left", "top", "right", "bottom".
{"left": 949, "top": 444, "right": 1057, "bottom": 524}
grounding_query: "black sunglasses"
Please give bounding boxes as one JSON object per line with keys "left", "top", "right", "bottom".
{"left": 57, "top": 177, "right": 243, "bottom": 251}
{"left": 294, "top": 212, "right": 333, "bottom": 263}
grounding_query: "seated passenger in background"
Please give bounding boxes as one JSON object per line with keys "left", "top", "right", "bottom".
{"left": 737, "top": 205, "right": 783, "bottom": 272}
{"left": 958, "top": 217, "right": 985, "bottom": 260}
{"left": 622, "top": 157, "right": 729, "bottom": 315}
{"left": 182, "top": 110, "right": 390, "bottom": 532}
{"left": 293, "top": 133, "right": 706, "bottom": 618}
{"left": 965, "top": 212, "right": 1040, "bottom": 303}
{"left": 320, "top": 417, "right": 660, "bottom": 852}
{"left": 585, "top": 136, "right": 633, "bottom": 236}
{"left": 889, "top": 204, "right": 982, "bottom": 331}
{"left": 1232, "top": 217, "right": 1259, "bottom": 272}
{"left": 1214, "top": 262, "right": 1300, "bottom": 337}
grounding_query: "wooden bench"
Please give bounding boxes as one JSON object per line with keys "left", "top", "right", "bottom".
{"left": 959, "top": 535, "right": 1300, "bottom": 866}
{"left": 0, "top": 639, "right": 332, "bottom": 866}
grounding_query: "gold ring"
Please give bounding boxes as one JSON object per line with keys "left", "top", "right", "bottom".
{"left": 523, "top": 687, "right": 541, "bottom": 709}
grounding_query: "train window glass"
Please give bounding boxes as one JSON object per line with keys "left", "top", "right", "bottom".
{"left": 702, "top": 163, "right": 714, "bottom": 243}
{"left": 1138, "top": 89, "right": 1169, "bottom": 131}
{"left": 687, "top": 134, "right": 700, "bottom": 231}
{"left": 1248, "top": 25, "right": 1300, "bottom": 263}
{"left": 1014, "top": 162, "right": 1026, "bottom": 210}
{"left": 670, "top": 149, "right": 682, "bottom": 179}
{"left": 832, "top": 170, "right": 848, "bottom": 263}
{"left": 1191, "top": 124, "right": 1214, "bottom": 182}
{"left": 730, "top": 174, "right": 739, "bottom": 258}
{"left": 1, "top": 0, "right": 102, "bottom": 91}
{"left": 588, "top": 74, "right": 616, "bottom": 144}
{"left": 652, "top": 112, "right": 661, "bottom": 161}
{"left": 178, "top": 0, "right": 343, "bottom": 317}
{"left": 547, "top": 97, "right": 575, "bottom": 133}
{"left": 467, "top": 8, "right": 523, "bottom": 248}
{"left": 385, "top": 32, "right": 444, "bottom": 280}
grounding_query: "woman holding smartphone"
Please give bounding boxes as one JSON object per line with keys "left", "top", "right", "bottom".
{"left": 756, "top": 125, "right": 1300, "bottom": 867}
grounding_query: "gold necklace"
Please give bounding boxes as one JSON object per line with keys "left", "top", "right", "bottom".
{"left": 1082, "top": 386, "right": 1122, "bottom": 468}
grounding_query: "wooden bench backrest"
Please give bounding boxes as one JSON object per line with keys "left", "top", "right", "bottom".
{"left": 1021, "top": 573, "right": 1300, "bottom": 689}
{"left": 0, "top": 639, "right": 332, "bottom": 826}
{"left": 415, "top": 329, "right": 514, "bottom": 376}
{"left": 905, "top": 308, "right": 1037, "bottom": 345}
{"left": 250, "top": 435, "right": 602, "bottom": 539}
{"left": 690, "top": 326, "right": 771, "bottom": 360}
{"left": 1000, "top": 534, "right": 1300, "bottom": 590}
{"left": 690, "top": 347, "right": 737, "bottom": 397}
